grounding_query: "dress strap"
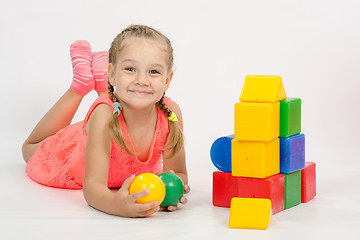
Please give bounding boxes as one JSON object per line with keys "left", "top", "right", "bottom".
{"left": 82, "top": 93, "right": 114, "bottom": 135}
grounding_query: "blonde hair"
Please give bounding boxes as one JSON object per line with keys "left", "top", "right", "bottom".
{"left": 108, "top": 25, "right": 183, "bottom": 159}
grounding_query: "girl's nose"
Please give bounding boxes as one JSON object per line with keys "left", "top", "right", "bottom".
{"left": 136, "top": 72, "right": 150, "bottom": 85}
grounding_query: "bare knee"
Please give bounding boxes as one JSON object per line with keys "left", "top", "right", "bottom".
{"left": 22, "top": 141, "right": 42, "bottom": 164}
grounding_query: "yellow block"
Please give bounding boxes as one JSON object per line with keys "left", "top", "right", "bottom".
{"left": 240, "top": 75, "right": 286, "bottom": 103}
{"left": 232, "top": 138, "right": 279, "bottom": 178}
{"left": 234, "top": 101, "right": 279, "bottom": 141}
{"left": 229, "top": 198, "right": 272, "bottom": 230}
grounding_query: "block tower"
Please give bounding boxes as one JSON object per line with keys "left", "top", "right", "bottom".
{"left": 211, "top": 75, "right": 316, "bottom": 230}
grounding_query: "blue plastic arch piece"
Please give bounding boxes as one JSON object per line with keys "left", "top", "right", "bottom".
{"left": 210, "top": 134, "right": 234, "bottom": 172}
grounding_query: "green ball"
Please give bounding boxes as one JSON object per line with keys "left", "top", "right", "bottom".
{"left": 158, "top": 172, "right": 184, "bottom": 207}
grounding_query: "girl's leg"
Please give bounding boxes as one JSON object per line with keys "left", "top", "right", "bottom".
{"left": 92, "top": 51, "right": 109, "bottom": 96}
{"left": 22, "top": 40, "right": 94, "bottom": 163}
{"left": 22, "top": 90, "right": 83, "bottom": 163}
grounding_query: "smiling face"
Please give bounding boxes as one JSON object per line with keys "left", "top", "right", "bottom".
{"left": 108, "top": 37, "right": 173, "bottom": 110}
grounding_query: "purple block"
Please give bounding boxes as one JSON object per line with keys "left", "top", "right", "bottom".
{"left": 279, "top": 133, "right": 305, "bottom": 174}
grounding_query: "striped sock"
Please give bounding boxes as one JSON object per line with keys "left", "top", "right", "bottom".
{"left": 92, "top": 51, "right": 109, "bottom": 92}
{"left": 69, "top": 40, "right": 94, "bottom": 96}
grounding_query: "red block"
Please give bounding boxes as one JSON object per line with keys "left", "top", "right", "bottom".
{"left": 213, "top": 171, "right": 238, "bottom": 207}
{"left": 237, "top": 174, "right": 285, "bottom": 214}
{"left": 301, "top": 162, "right": 316, "bottom": 203}
{"left": 212, "top": 171, "right": 285, "bottom": 214}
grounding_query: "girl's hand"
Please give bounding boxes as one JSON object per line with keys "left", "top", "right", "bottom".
{"left": 160, "top": 170, "right": 190, "bottom": 212}
{"left": 114, "top": 174, "right": 160, "bottom": 218}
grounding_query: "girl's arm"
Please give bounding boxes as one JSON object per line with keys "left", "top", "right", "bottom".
{"left": 162, "top": 100, "right": 190, "bottom": 211}
{"left": 82, "top": 104, "right": 159, "bottom": 217}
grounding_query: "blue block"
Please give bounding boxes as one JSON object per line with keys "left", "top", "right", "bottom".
{"left": 210, "top": 135, "right": 234, "bottom": 172}
{"left": 279, "top": 133, "right": 305, "bottom": 174}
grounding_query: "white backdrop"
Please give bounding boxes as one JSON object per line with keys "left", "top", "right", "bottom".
{"left": 2, "top": 0, "right": 359, "bottom": 177}
{"left": 0, "top": 1, "right": 360, "bottom": 238}
{"left": 0, "top": 0, "right": 360, "bottom": 182}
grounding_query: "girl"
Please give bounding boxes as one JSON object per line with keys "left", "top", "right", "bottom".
{"left": 22, "top": 25, "right": 189, "bottom": 218}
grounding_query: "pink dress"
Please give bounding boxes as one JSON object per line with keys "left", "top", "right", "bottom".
{"left": 25, "top": 93, "right": 170, "bottom": 189}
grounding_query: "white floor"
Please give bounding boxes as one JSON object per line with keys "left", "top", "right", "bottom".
{"left": 1, "top": 163, "right": 359, "bottom": 240}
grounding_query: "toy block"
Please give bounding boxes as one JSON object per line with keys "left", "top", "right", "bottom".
{"left": 280, "top": 133, "right": 305, "bottom": 174}
{"left": 234, "top": 101, "right": 280, "bottom": 141}
{"left": 213, "top": 172, "right": 284, "bottom": 213}
{"left": 301, "top": 162, "right": 316, "bottom": 203}
{"left": 213, "top": 171, "right": 238, "bottom": 207}
{"left": 210, "top": 135, "right": 234, "bottom": 172}
{"left": 280, "top": 98, "right": 301, "bottom": 137}
{"left": 284, "top": 171, "right": 301, "bottom": 209}
{"left": 240, "top": 75, "right": 286, "bottom": 103}
{"left": 232, "top": 138, "right": 279, "bottom": 178}
{"left": 229, "top": 198, "right": 272, "bottom": 230}
{"left": 237, "top": 174, "right": 284, "bottom": 214}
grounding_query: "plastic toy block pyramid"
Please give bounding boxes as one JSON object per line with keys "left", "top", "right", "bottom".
{"left": 210, "top": 75, "right": 316, "bottom": 230}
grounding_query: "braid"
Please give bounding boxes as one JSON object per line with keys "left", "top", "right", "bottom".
{"left": 157, "top": 94, "right": 184, "bottom": 159}
{"left": 157, "top": 94, "right": 172, "bottom": 117}
{"left": 108, "top": 83, "right": 118, "bottom": 102}
{"left": 107, "top": 81, "right": 135, "bottom": 156}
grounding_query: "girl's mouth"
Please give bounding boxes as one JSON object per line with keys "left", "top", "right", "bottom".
{"left": 128, "top": 90, "right": 152, "bottom": 95}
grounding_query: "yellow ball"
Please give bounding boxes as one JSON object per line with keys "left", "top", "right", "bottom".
{"left": 129, "top": 173, "right": 166, "bottom": 205}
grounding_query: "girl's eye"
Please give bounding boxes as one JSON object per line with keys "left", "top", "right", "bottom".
{"left": 125, "top": 67, "right": 135, "bottom": 72}
{"left": 150, "top": 70, "right": 160, "bottom": 74}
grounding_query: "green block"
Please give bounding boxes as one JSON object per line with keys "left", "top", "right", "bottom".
{"left": 280, "top": 98, "right": 301, "bottom": 137}
{"left": 284, "top": 171, "right": 301, "bottom": 209}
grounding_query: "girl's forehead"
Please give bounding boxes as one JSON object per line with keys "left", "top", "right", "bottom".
{"left": 120, "top": 37, "right": 167, "bottom": 54}
{"left": 117, "top": 38, "right": 168, "bottom": 63}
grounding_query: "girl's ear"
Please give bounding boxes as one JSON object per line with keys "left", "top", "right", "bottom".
{"left": 164, "top": 71, "right": 173, "bottom": 91}
{"left": 108, "top": 63, "right": 116, "bottom": 86}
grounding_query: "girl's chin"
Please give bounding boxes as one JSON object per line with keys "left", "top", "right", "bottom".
{"left": 122, "top": 99, "right": 158, "bottom": 111}
{"left": 116, "top": 92, "right": 163, "bottom": 110}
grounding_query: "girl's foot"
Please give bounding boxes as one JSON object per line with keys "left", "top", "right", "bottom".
{"left": 70, "top": 40, "right": 94, "bottom": 96}
{"left": 92, "top": 51, "right": 109, "bottom": 93}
